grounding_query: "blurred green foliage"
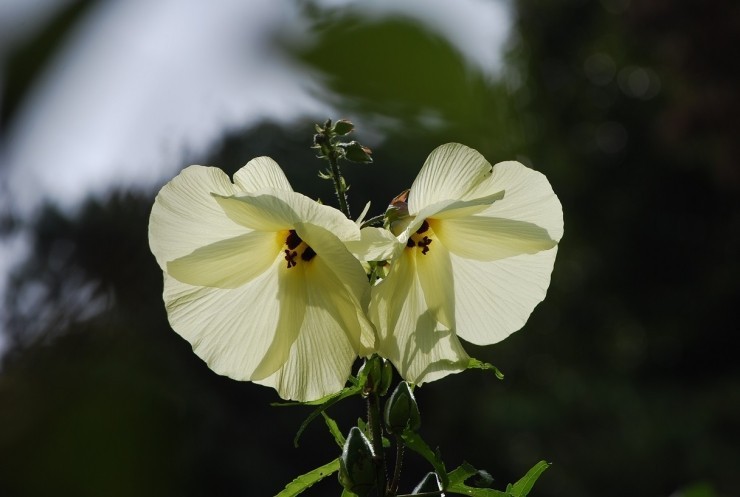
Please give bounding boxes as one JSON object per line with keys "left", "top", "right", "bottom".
{"left": 1, "top": 1, "right": 738, "bottom": 497}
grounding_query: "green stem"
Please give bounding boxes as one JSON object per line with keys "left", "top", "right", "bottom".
{"left": 327, "top": 149, "right": 351, "bottom": 219}
{"left": 395, "top": 491, "right": 444, "bottom": 497}
{"left": 360, "top": 214, "right": 386, "bottom": 228}
{"left": 367, "top": 393, "right": 387, "bottom": 496}
{"left": 389, "top": 435, "right": 405, "bottom": 495}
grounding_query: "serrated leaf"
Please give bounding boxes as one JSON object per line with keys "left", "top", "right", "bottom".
{"left": 322, "top": 411, "right": 346, "bottom": 448}
{"left": 509, "top": 461, "right": 550, "bottom": 497}
{"left": 465, "top": 358, "right": 505, "bottom": 380}
{"left": 275, "top": 458, "right": 340, "bottom": 497}
{"left": 400, "top": 429, "right": 449, "bottom": 488}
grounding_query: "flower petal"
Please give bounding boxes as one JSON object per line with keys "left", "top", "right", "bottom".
{"left": 408, "top": 143, "right": 494, "bottom": 213}
{"left": 149, "top": 165, "right": 244, "bottom": 268}
{"left": 472, "top": 161, "right": 564, "bottom": 242}
{"left": 430, "top": 216, "right": 557, "bottom": 262}
{"left": 162, "top": 262, "right": 287, "bottom": 381}
{"left": 166, "top": 231, "right": 283, "bottom": 288}
{"left": 233, "top": 156, "right": 294, "bottom": 192}
{"left": 449, "top": 247, "right": 559, "bottom": 345}
{"left": 344, "top": 227, "right": 400, "bottom": 262}
{"left": 250, "top": 263, "right": 308, "bottom": 380}
{"left": 415, "top": 238, "right": 455, "bottom": 330}
{"left": 212, "top": 192, "right": 299, "bottom": 231}
{"left": 255, "top": 256, "right": 366, "bottom": 400}
{"left": 215, "top": 189, "right": 362, "bottom": 241}
{"left": 370, "top": 250, "right": 469, "bottom": 384}
{"left": 296, "top": 222, "right": 376, "bottom": 352}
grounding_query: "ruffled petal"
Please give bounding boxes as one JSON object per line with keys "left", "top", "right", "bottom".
{"left": 149, "top": 165, "right": 245, "bottom": 268}
{"left": 449, "top": 247, "right": 559, "bottom": 345}
{"left": 370, "top": 250, "right": 469, "bottom": 384}
{"left": 430, "top": 216, "right": 557, "bottom": 262}
{"left": 166, "top": 231, "right": 283, "bottom": 288}
{"left": 408, "top": 143, "right": 494, "bottom": 213}
{"left": 233, "top": 156, "right": 294, "bottom": 192}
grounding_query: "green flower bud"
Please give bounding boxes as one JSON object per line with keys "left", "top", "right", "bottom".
{"left": 384, "top": 190, "right": 412, "bottom": 235}
{"left": 358, "top": 355, "right": 393, "bottom": 396}
{"left": 383, "top": 381, "right": 421, "bottom": 434}
{"left": 341, "top": 141, "right": 373, "bottom": 163}
{"left": 339, "top": 427, "right": 376, "bottom": 497}
{"left": 333, "top": 119, "right": 355, "bottom": 136}
{"left": 413, "top": 472, "right": 443, "bottom": 495}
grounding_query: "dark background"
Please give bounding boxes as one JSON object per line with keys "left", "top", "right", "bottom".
{"left": 1, "top": 1, "right": 738, "bottom": 496}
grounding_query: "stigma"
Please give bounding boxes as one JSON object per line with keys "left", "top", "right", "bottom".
{"left": 405, "top": 219, "right": 434, "bottom": 255}
{"left": 283, "top": 230, "right": 316, "bottom": 268}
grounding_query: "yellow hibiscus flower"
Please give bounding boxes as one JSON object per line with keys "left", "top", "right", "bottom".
{"left": 149, "top": 157, "right": 375, "bottom": 401}
{"left": 361, "top": 143, "right": 563, "bottom": 384}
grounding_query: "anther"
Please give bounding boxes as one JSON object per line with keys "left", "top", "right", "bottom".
{"left": 285, "top": 230, "right": 302, "bottom": 250}
{"left": 301, "top": 246, "right": 316, "bottom": 262}
{"left": 416, "top": 220, "right": 430, "bottom": 234}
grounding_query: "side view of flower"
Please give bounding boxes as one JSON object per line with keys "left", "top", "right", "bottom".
{"left": 148, "top": 156, "right": 375, "bottom": 401}
{"left": 360, "top": 143, "right": 564, "bottom": 384}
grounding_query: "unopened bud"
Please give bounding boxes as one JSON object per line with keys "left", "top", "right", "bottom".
{"left": 339, "top": 427, "right": 376, "bottom": 497}
{"left": 359, "top": 355, "right": 393, "bottom": 396}
{"left": 333, "top": 119, "right": 355, "bottom": 136}
{"left": 383, "top": 381, "right": 421, "bottom": 434}
{"left": 341, "top": 141, "right": 373, "bottom": 163}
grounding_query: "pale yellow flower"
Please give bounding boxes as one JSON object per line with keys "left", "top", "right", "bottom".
{"left": 149, "top": 157, "right": 375, "bottom": 401}
{"left": 359, "top": 143, "right": 563, "bottom": 384}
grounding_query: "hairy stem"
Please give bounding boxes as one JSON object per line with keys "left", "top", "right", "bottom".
{"left": 389, "top": 434, "right": 405, "bottom": 495}
{"left": 367, "top": 393, "right": 387, "bottom": 496}
{"left": 327, "top": 149, "right": 351, "bottom": 219}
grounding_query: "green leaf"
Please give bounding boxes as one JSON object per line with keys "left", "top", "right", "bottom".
{"left": 341, "top": 490, "right": 358, "bottom": 497}
{"left": 271, "top": 384, "right": 361, "bottom": 407}
{"left": 447, "top": 462, "right": 478, "bottom": 486}
{"left": 276, "top": 458, "right": 340, "bottom": 497}
{"left": 447, "top": 463, "right": 510, "bottom": 497}
{"left": 508, "top": 461, "right": 551, "bottom": 497}
{"left": 400, "top": 429, "right": 449, "bottom": 489}
{"left": 445, "top": 460, "right": 550, "bottom": 497}
{"left": 465, "top": 358, "right": 505, "bottom": 380}
{"left": 322, "top": 411, "right": 346, "bottom": 448}
{"left": 271, "top": 385, "right": 362, "bottom": 447}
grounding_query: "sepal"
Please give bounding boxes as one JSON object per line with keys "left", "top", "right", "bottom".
{"left": 384, "top": 381, "right": 421, "bottom": 434}
{"left": 339, "top": 427, "right": 377, "bottom": 497}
